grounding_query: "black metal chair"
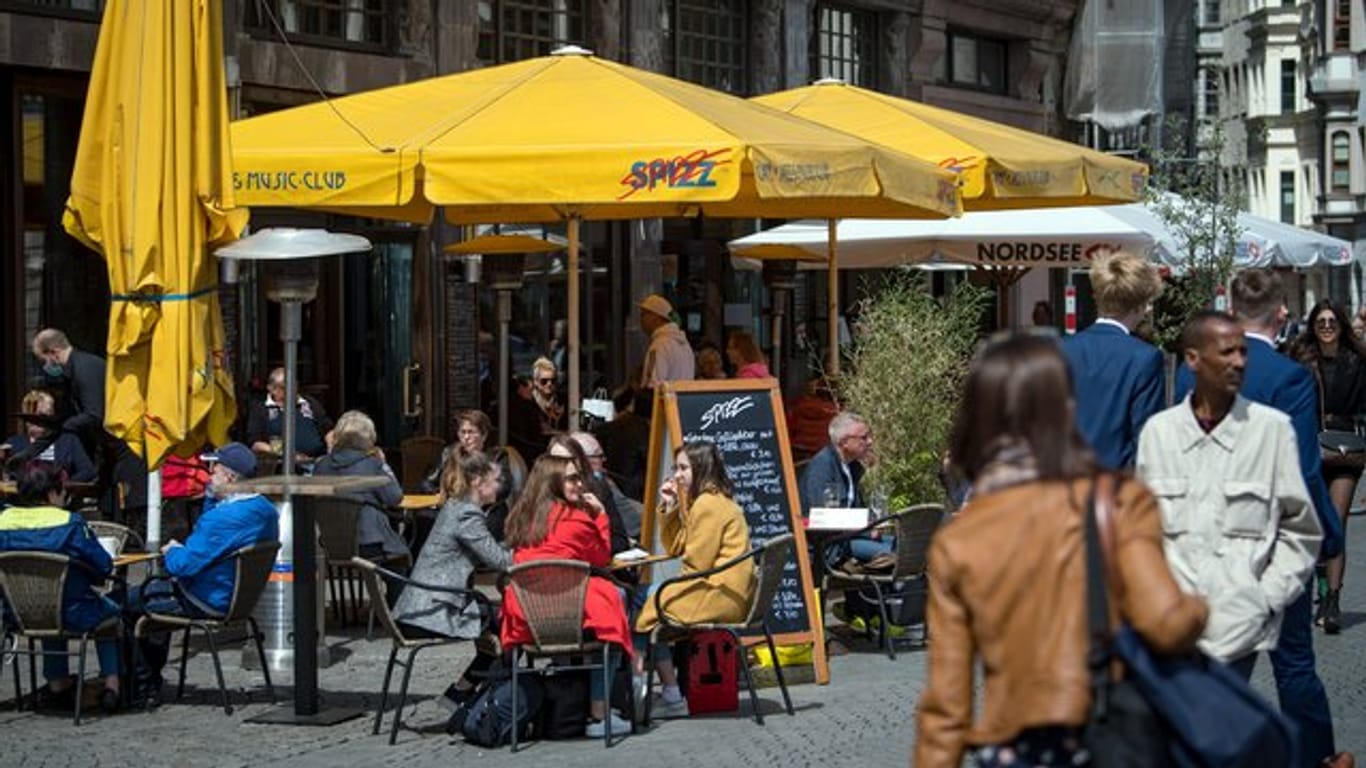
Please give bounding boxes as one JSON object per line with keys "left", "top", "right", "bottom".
{"left": 505, "top": 559, "right": 634, "bottom": 750}
{"left": 351, "top": 556, "right": 496, "bottom": 745}
{"left": 821, "top": 504, "right": 944, "bottom": 659}
{"left": 132, "top": 541, "right": 280, "bottom": 715}
{"left": 642, "top": 533, "right": 798, "bottom": 727}
{"left": 0, "top": 551, "right": 123, "bottom": 725}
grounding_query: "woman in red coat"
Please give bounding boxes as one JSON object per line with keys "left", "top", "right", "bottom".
{"left": 501, "top": 454, "right": 632, "bottom": 737}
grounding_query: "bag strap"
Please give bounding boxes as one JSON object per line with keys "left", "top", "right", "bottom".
{"left": 1085, "top": 473, "right": 1121, "bottom": 717}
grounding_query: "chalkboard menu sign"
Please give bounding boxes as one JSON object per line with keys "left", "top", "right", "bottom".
{"left": 641, "top": 379, "right": 828, "bottom": 685}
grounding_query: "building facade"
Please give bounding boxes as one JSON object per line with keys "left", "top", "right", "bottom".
{"left": 0, "top": 0, "right": 1080, "bottom": 454}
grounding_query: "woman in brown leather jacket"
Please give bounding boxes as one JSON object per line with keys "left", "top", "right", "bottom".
{"left": 915, "top": 334, "right": 1209, "bottom": 768}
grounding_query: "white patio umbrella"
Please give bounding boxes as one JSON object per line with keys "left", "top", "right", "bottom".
{"left": 729, "top": 199, "right": 1356, "bottom": 272}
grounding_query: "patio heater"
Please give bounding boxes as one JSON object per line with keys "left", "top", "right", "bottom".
{"left": 216, "top": 228, "right": 377, "bottom": 726}
{"left": 445, "top": 232, "right": 560, "bottom": 447}
{"left": 762, "top": 259, "right": 798, "bottom": 384}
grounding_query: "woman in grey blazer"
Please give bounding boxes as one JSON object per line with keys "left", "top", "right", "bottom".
{"left": 392, "top": 450, "right": 510, "bottom": 713}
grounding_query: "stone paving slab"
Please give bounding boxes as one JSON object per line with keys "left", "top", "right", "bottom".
{"left": 3, "top": 520, "right": 1364, "bottom": 767}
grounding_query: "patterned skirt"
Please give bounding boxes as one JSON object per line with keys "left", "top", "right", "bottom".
{"left": 972, "top": 727, "right": 1090, "bottom": 767}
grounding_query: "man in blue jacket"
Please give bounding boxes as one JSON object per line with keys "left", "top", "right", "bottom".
{"left": 125, "top": 442, "right": 278, "bottom": 705}
{"left": 1175, "top": 269, "right": 1344, "bottom": 767}
{"left": 1062, "top": 251, "right": 1166, "bottom": 470}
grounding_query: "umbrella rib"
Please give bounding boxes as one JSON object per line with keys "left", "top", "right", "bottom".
{"left": 415, "top": 58, "right": 559, "bottom": 153}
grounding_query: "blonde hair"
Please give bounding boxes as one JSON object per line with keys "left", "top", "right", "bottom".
{"left": 331, "top": 410, "right": 377, "bottom": 452}
{"left": 532, "top": 357, "right": 556, "bottom": 379}
{"left": 20, "top": 390, "right": 55, "bottom": 415}
{"left": 1089, "top": 251, "right": 1162, "bottom": 317}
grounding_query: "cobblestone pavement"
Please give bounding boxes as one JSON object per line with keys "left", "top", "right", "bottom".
{"left": 3, "top": 518, "right": 1364, "bottom": 767}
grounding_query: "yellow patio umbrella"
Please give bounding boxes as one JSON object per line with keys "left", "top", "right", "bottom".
{"left": 752, "top": 79, "right": 1147, "bottom": 209}
{"left": 63, "top": 0, "right": 246, "bottom": 470}
{"left": 230, "top": 46, "right": 962, "bottom": 414}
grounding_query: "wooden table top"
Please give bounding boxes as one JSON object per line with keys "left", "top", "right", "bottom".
{"left": 222, "top": 474, "right": 387, "bottom": 497}
{"left": 398, "top": 493, "right": 442, "bottom": 510}
{"left": 114, "top": 552, "right": 161, "bottom": 568}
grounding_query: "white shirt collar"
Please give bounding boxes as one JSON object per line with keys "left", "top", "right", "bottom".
{"left": 1094, "top": 317, "right": 1130, "bottom": 334}
{"left": 1244, "top": 331, "right": 1275, "bottom": 347}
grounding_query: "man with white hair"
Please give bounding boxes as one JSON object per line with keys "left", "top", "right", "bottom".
{"left": 571, "top": 431, "right": 641, "bottom": 541}
{"left": 800, "top": 411, "right": 873, "bottom": 515}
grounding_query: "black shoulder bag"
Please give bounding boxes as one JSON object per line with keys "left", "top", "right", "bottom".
{"left": 1081, "top": 474, "right": 1174, "bottom": 768}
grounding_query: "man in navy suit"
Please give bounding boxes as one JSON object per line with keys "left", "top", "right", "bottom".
{"left": 1175, "top": 270, "right": 1345, "bottom": 767}
{"left": 1063, "top": 251, "right": 1166, "bottom": 469}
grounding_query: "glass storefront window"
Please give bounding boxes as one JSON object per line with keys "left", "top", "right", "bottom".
{"left": 6, "top": 86, "right": 109, "bottom": 412}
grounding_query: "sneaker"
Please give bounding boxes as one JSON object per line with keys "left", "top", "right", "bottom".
{"left": 1323, "top": 589, "right": 1342, "bottom": 635}
{"left": 654, "top": 687, "right": 690, "bottom": 718}
{"left": 584, "top": 711, "right": 632, "bottom": 738}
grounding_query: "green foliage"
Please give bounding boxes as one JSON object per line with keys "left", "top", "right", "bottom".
{"left": 1145, "top": 115, "right": 1244, "bottom": 350}
{"left": 838, "top": 273, "right": 990, "bottom": 508}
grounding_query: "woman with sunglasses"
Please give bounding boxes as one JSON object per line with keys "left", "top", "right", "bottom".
{"left": 1289, "top": 300, "right": 1366, "bottom": 634}
{"left": 500, "top": 454, "right": 632, "bottom": 738}
{"left": 915, "top": 334, "right": 1206, "bottom": 768}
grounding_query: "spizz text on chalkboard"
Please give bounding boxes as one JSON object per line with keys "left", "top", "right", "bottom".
{"left": 698, "top": 394, "right": 756, "bottom": 431}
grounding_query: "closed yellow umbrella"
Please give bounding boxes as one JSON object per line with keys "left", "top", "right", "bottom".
{"left": 752, "top": 79, "right": 1147, "bottom": 209}
{"left": 231, "top": 46, "right": 962, "bottom": 410}
{"left": 63, "top": 0, "right": 246, "bottom": 469}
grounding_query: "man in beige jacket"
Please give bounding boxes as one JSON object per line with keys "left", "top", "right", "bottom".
{"left": 1136, "top": 311, "right": 1321, "bottom": 669}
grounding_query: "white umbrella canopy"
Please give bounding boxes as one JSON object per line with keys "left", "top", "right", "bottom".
{"left": 730, "top": 199, "right": 1357, "bottom": 272}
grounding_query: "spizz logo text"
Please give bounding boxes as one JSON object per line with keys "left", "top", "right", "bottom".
{"left": 618, "top": 149, "right": 731, "bottom": 200}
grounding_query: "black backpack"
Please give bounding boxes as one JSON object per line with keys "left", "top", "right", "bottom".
{"left": 462, "top": 674, "right": 543, "bottom": 748}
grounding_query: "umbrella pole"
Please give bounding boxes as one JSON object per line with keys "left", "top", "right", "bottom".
{"left": 145, "top": 457, "right": 162, "bottom": 551}
{"left": 567, "top": 216, "right": 581, "bottom": 431}
{"left": 827, "top": 219, "right": 839, "bottom": 375}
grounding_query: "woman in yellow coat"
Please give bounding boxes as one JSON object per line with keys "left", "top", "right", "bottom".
{"left": 634, "top": 440, "right": 754, "bottom": 716}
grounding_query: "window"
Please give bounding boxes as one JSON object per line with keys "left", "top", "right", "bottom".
{"left": 245, "top": 0, "right": 390, "bottom": 50}
{"left": 1334, "top": 0, "right": 1351, "bottom": 51}
{"left": 946, "top": 31, "right": 1008, "bottom": 94}
{"left": 1331, "top": 132, "right": 1351, "bottom": 193}
{"left": 812, "top": 3, "right": 877, "bottom": 88}
{"left": 1203, "top": 67, "right": 1221, "bottom": 118}
{"left": 1203, "top": 0, "right": 1220, "bottom": 25}
{"left": 665, "top": 0, "right": 747, "bottom": 94}
{"left": 478, "top": 0, "right": 586, "bottom": 65}
{"left": 1280, "top": 59, "right": 1295, "bottom": 114}
{"left": 2, "top": 0, "right": 101, "bottom": 15}
{"left": 1280, "top": 170, "right": 1295, "bottom": 224}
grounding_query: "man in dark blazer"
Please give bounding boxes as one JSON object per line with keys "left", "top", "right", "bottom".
{"left": 1175, "top": 270, "right": 1344, "bottom": 768}
{"left": 1063, "top": 251, "right": 1166, "bottom": 469}
{"left": 31, "top": 328, "right": 146, "bottom": 514}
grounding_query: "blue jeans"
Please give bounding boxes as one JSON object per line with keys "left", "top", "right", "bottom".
{"left": 41, "top": 637, "right": 120, "bottom": 681}
{"left": 588, "top": 645, "right": 621, "bottom": 703}
{"left": 849, "top": 536, "right": 895, "bottom": 562}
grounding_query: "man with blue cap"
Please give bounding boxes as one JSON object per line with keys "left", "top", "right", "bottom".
{"left": 124, "top": 442, "right": 278, "bottom": 707}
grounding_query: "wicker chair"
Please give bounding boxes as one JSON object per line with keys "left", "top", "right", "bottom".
{"left": 399, "top": 436, "right": 446, "bottom": 492}
{"left": 87, "top": 520, "right": 144, "bottom": 554}
{"left": 505, "top": 559, "right": 633, "bottom": 750}
{"left": 821, "top": 504, "right": 944, "bottom": 660}
{"left": 314, "top": 497, "right": 411, "bottom": 637}
{"left": 0, "top": 551, "right": 122, "bottom": 725}
{"left": 132, "top": 541, "right": 280, "bottom": 715}
{"left": 642, "top": 533, "right": 798, "bottom": 727}
{"left": 351, "top": 557, "right": 495, "bottom": 745}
